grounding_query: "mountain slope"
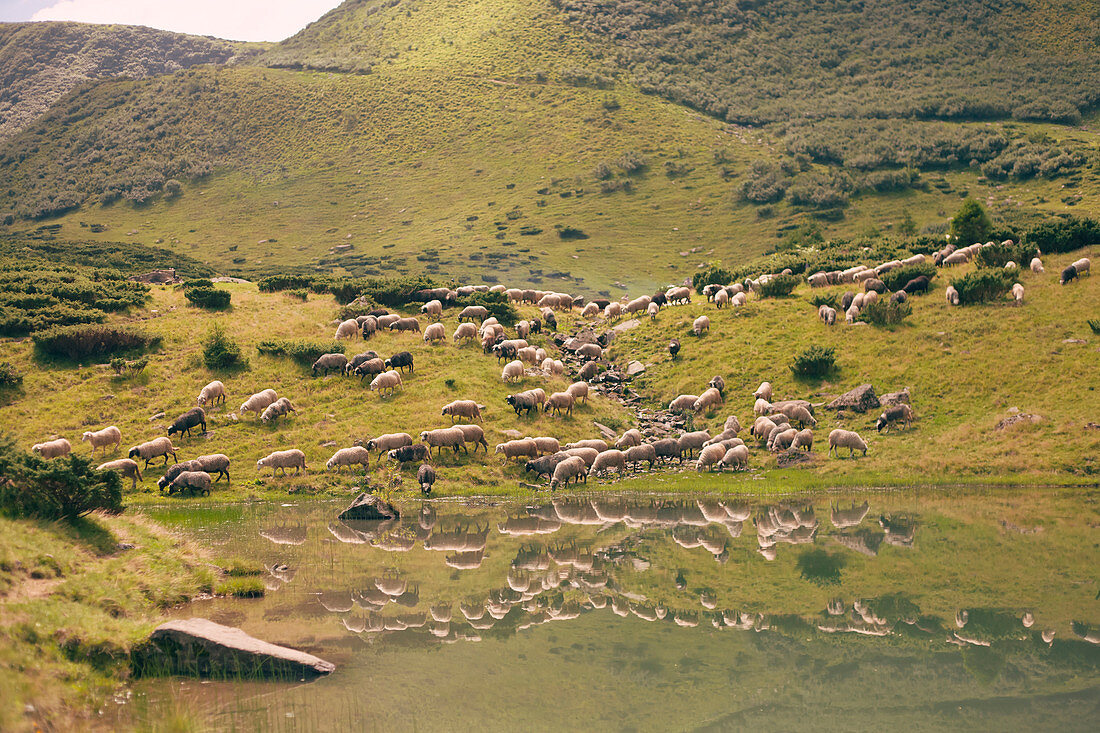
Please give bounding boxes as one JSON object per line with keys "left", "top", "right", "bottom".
{"left": 0, "top": 22, "right": 259, "bottom": 144}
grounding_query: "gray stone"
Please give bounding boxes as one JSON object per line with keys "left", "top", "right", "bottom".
{"left": 338, "top": 492, "right": 399, "bottom": 521}
{"left": 995, "top": 413, "right": 1042, "bottom": 431}
{"left": 612, "top": 318, "right": 641, "bottom": 335}
{"left": 625, "top": 360, "right": 646, "bottom": 376}
{"left": 593, "top": 422, "right": 618, "bottom": 442}
{"left": 826, "top": 384, "right": 880, "bottom": 413}
{"left": 135, "top": 618, "right": 334, "bottom": 679}
{"left": 879, "top": 388, "right": 910, "bottom": 407}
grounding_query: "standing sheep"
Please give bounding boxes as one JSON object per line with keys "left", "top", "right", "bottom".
{"left": 791, "top": 429, "right": 814, "bottom": 452}
{"left": 240, "top": 389, "right": 277, "bottom": 417}
{"left": 423, "top": 322, "right": 446, "bottom": 344}
{"left": 1030, "top": 257, "right": 1044, "bottom": 274}
{"left": 367, "top": 433, "right": 413, "bottom": 456}
{"left": 828, "top": 429, "right": 868, "bottom": 457}
{"left": 96, "top": 458, "right": 143, "bottom": 489}
{"left": 1012, "top": 282, "right": 1024, "bottom": 304}
{"left": 876, "top": 404, "right": 914, "bottom": 432}
{"left": 494, "top": 439, "right": 539, "bottom": 460}
{"left": 167, "top": 408, "right": 206, "bottom": 440}
{"left": 312, "top": 353, "right": 349, "bottom": 376}
{"left": 420, "top": 300, "right": 443, "bottom": 320}
{"left": 545, "top": 392, "right": 575, "bottom": 417}
{"left": 453, "top": 322, "right": 478, "bottom": 344}
{"left": 389, "top": 444, "right": 431, "bottom": 463}
{"left": 197, "top": 381, "right": 226, "bottom": 407}
{"left": 753, "top": 382, "right": 773, "bottom": 402}
{"left": 669, "top": 394, "right": 699, "bottom": 413}
{"left": 1072, "top": 257, "right": 1091, "bottom": 277}
{"left": 588, "top": 449, "right": 627, "bottom": 479}
{"left": 1061, "top": 264, "right": 1079, "bottom": 285}
{"left": 354, "top": 358, "right": 385, "bottom": 381}
{"left": 167, "top": 471, "right": 213, "bottom": 497}
{"left": 714, "top": 289, "right": 729, "bottom": 308}
{"left": 719, "top": 445, "right": 749, "bottom": 469}
{"left": 385, "top": 351, "right": 414, "bottom": 373}
{"left": 550, "top": 456, "right": 588, "bottom": 489}
{"left": 455, "top": 424, "right": 490, "bottom": 453}
{"left": 346, "top": 351, "right": 380, "bottom": 375}
{"left": 128, "top": 437, "right": 177, "bottom": 467}
{"left": 696, "top": 444, "right": 726, "bottom": 472}
{"left": 256, "top": 449, "right": 308, "bottom": 476}
{"left": 260, "top": 397, "right": 296, "bottom": 423}
{"left": 417, "top": 464, "right": 436, "bottom": 494}
{"left": 945, "top": 285, "right": 960, "bottom": 306}
{"left": 668, "top": 339, "right": 680, "bottom": 359}
{"left": 677, "top": 431, "right": 711, "bottom": 460}
{"left": 370, "top": 370, "right": 403, "bottom": 396}
{"left": 501, "top": 360, "right": 525, "bottom": 383}
{"left": 81, "top": 426, "right": 121, "bottom": 457}
{"left": 624, "top": 443, "right": 657, "bottom": 471}
{"left": 692, "top": 387, "right": 724, "bottom": 413}
{"left": 326, "top": 446, "right": 371, "bottom": 472}
{"left": 647, "top": 302, "right": 660, "bottom": 319}
{"left": 564, "top": 382, "right": 589, "bottom": 406}
{"left": 335, "top": 319, "right": 360, "bottom": 340}
{"left": 389, "top": 317, "right": 422, "bottom": 333}
{"left": 442, "top": 400, "right": 483, "bottom": 423}
{"left": 421, "top": 428, "right": 468, "bottom": 456}
{"left": 459, "top": 305, "right": 489, "bottom": 323}
{"left": 693, "top": 316, "right": 710, "bottom": 336}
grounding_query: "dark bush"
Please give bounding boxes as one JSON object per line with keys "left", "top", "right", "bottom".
{"left": 33, "top": 324, "right": 159, "bottom": 361}
{"left": 0, "top": 362, "right": 22, "bottom": 388}
{"left": 860, "top": 299, "right": 912, "bottom": 326}
{"left": 336, "top": 295, "right": 381, "bottom": 320}
{"left": 257, "top": 274, "right": 316, "bottom": 293}
{"left": 1025, "top": 216, "right": 1100, "bottom": 254}
{"left": 184, "top": 286, "right": 230, "bottom": 309}
{"left": 973, "top": 241, "right": 1037, "bottom": 269}
{"left": 556, "top": 225, "right": 589, "bottom": 240}
{"left": 0, "top": 437, "right": 122, "bottom": 520}
{"left": 286, "top": 289, "right": 309, "bottom": 302}
{"left": 182, "top": 278, "right": 214, "bottom": 289}
{"left": 454, "top": 291, "right": 519, "bottom": 327}
{"left": 692, "top": 265, "right": 733, "bottom": 293}
{"left": 808, "top": 293, "right": 839, "bottom": 309}
{"left": 789, "top": 345, "right": 836, "bottom": 379}
{"left": 1087, "top": 319, "right": 1100, "bottom": 335}
{"left": 880, "top": 262, "right": 936, "bottom": 291}
{"left": 950, "top": 269, "right": 1014, "bottom": 305}
{"left": 257, "top": 339, "right": 343, "bottom": 365}
{"left": 951, "top": 199, "right": 993, "bottom": 245}
{"left": 202, "top": 323, "right": 246, "bottom": 370}
{"left": 758, "top": 273, "right": 801, "bottom": 298}
{"left": 740, "top": 160, "right": 789, "bottom": 204}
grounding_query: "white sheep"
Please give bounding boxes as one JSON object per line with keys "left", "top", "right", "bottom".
{"left": 370, "top": 370, "right": 403, "bottom": 396}
{"left": 517, "top": 346, "right": 539, "bottom": 365}
{"left": 714, "top": 289, "right": 729, "bottom": 308}
{"left": 545, "top": 392, "right": 575, "bottom": 417}
{"left": 828, "top": 429, "right": 868, "bottom": 458}
{"left": 614, "top": 429, "right": 643, "bottom": 449}
{"left": 423, "top": 322, "right": 446, "bottom": 343}
{"left": 494, "top": 439, "right": 538, "bottom": 460}
{"left": 541, "top": 358, "right": 565, "bottom": 375}
{"left": 501, "top": 360, "right": 524, "bottom": 383}
{"left": 81, "top": 426, "right": 121, "bottom": 457}
{"left": 516, "top": 320, "right": 532, "bottom": 338}
{"left": 753, "top": 398, "right": 772, "bottom": 416}
{"left": 453, "top": 322, "right": 478, "bottom": 343}
{"left": 563, "top": 446, "right": 599, "bottom": 468}
{"left": 420, "top": 299, "right": 443, "bottom": 320}
{"left": 566, "top": 381, "right": 589, "bottom": 405}
{"left": 260, "top": 397, "right": 296, "bottom": 423}
{"left": 666, "top": 286, "right": 691, "bottom": 304}
{"left": 647, "top": 302, "right": 660, "bottom": 319}
{"left": 791, "top": 429, "right": 814, "bottom": 452}
{"left": 769, "top": 428, "right": 798, "bottom": 452}
{"left": 565, "top": 439, "right": 608, "bottom": 452}
{"left": 1030, "top": 257, "right": 1044, "bottom": 274}
{"left": 197, "top": 380, "right": 227, "bottom": 407}
{"left": 625, "top": 295, "right": 651, "bottom": 314}
{"left": 191, "top": 454, "right": 230, "bottom": 482}
{"left": 1072, "top": 257, "right": 1091, "bottom": 276}
{"left": 581, "top": 303, "right": 600, "bottom": 318}
{"left": 696, "top": 444, "right": 726, "bottom": 471}
{"left": 366, "top": 433, "right": 413, "bottom": 455}
{"left": 441, "top": 400, "right": 482, "bottom": 423}
{"left": 753, "top": 382, "right": 773, "bottom": 402}
{"left": 335, "top": 319, "right": 360, "bottom": 340}
{"left": 127, "top": 437, "right": 176, "bottom": 467}
{"left": 240, "top": 388, "right": 277, "bottom": 417}
{"left": 531, "top": 436, "right": 561, "bottom": 455}
{"left": 421, "top": 427, "right": 468, "bottom": 456}
{"left": 693, "top": 315, "right": 710, "bottom": 336}
{"left": 326, "top": 446, "right": 371, "bottom": 472}
{"left": 96, "top": 458, "right": 142, "bottom": 489}
{"left": 669, "top": 394, "right": 699, "bottom": 413}
{"left": 550, "top": 456, "right": 587, "bottom": 489}
{"left": 588, "top": 449, "right": 627, "bottom": 478}
{"left": 945, "top": 285, "right": 960, "bottom": 306}
{"left": 167, "top": 470, "right": 213, "bottom": 496}
{"left": 692, "top": 387, "right": 723, "bottom": 413}
{"left": 604, "top": 302, "right": 622, "bottom": 320}
{"left": 1012, "top": 282, "right": 1024, "bottom": 304}
{"left": 724, "top": 415, "right": 742, "bottom": 433}
{"left": 256, "top": 449, "right": 308, "bottom": 476}
{"left": 719, "top": 445, "right": 749, "bottom": 469}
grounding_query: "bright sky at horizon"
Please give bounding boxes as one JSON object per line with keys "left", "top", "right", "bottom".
{"left": 0, "top": 0, "right": 345, "bottom": 42}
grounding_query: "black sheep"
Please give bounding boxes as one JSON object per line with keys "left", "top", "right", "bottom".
{"left": 493, "top": 342, "right": 518, "bottom": 363}
{"left": 390, "top": 444, "right": 430, "bottom": 463}
{"left": 417, "top": 464, "right": 436, "bottom": 494}
{"left": 668, "top": 339, "right": 680, "bottom": 359}
{"left": 506, "top": 392, "right": 538, "bottom": 416}
{"left": 529, "top": 318, "right": 542, "bottom": 334}
{"left": 841, "top": 291, "right": 856, "bottom": 311}
{"left": 591, "top": 299, "right": 610, "bottom": 310}
{"left": 385, "top": 351, "right": 414, "bottom": 373}
{"left": 890, "top": 290, "right": 908, "bottom": 304}
{"left": 544, "top": 312, "right": 557, "bottom": 331}
{"left": 651, "top": 438, "right": 682, "bottom": 464}
{"left": 525, "top": 453, "right": 566, "bottom": 480}
{"left": 1061, "top": 265, "right": 1078, "bottom": 285}
{"left": 650, "top": 292, "right": 668, "bottom": 309}
{"left": 902, "top": 275, "right": 931, "bottom": 295}
{"left": 167, "top": 407, "right": 206, "bottom": 439}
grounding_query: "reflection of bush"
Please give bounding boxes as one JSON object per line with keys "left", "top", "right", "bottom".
{"left": 796, "top": 549, "right": 845, "bottom": 585}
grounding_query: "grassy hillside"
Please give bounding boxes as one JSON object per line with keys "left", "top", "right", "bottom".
{"left": 0, "top": 21, "right": 259, "bottom": 144}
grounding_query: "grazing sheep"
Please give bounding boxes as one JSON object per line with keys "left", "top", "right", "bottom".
{"left": 604, "top": 302, "right": 622, "bottom": 320}
{"left": 562, "top": 446, "right": 599, "bottom": 468}
{"left": 581, "top": 303, "right": 600, "bottom": 318}
{"left": 624, "top": 443, "right": 657, "bottom": 471}
{"left": 128, "top": 437, "right": 177, "bottom": 467}
{"left": 197, "top": 380, "right": 226, "bottom": 407}
{"left": 578, "top": 361, "right": 604, "bottom": 382}
{"left": 841, "top": 292, "right": 856, "bottom": 311}
{"left": 588, "top": 449, "right": 627, "bottom": 478}
{"left": 864, "top": 278, "right": 887, "bottom": 294}
{"left": 420, "top": 427, "right": 468, "bottom": 456}
{"left": 693, "top": 315, "right": 710, "bottom": 336}
{"left": 753, "top": 398, "right": 773, "bottom": 416}
{"left": 261, "top": 397, "right": 297, "bottom": 423}
{"left": 359, "top": 315, "right": 378, "bottom": 339}
{"left": 542, "top": 358, "right": 565, "bottom": 375}
{"left": 545, "top": 391, "right": 575, "bottom": 417}
{"left": 501, "top": 360, "right": 525, "bottom": 383}
{"left": 388, "top": 444, "right": 430, "bottom": 463}
{"left": 719, "top": 444, "right": 750, "bottom": 469}
{"left": 753, "top": 382, "right": 773, "bottom": 402}
{"left": 695, "top": 444, "right": 726, "bottom": 471}
{"left": 385, "top": 351, "right": 414, "bottom": 373}
{"left": 765, "top": 423, "right": 793, "bottom": 451}
{"left": 335, "top": 319, "right": 360, "bottom": 340}
{"left": 1072, "top": 257, "right": 1091, "bottom": 276}
{"left": 453, "top": 322, "right": 478, "bottom": 343}
{"left": 668, "top": 338, "right": 681, "bottom": 359}
{"left": 876, "top": 404, "right": 914, "bottom": 433}
{"left": 526, "top": 436, "right": 559, "bottom": 456}
{"left": 678, "top": 431, "right": 711, "bottom": 460}
{"left": 576, "top": 343, "right": 603, "bottom": 361}
{"left": 256, "top": 449, "right": 308, "bottom": 476}
{"left": 193, "top": 453, "right": 231, "bottom": 483}
{"left": 239, "top": 388, "right": 277, "bottom": 417}
{"left": 647, "top": 302, "right": 660, "bottom": 319}
{"left": 454, "top": 424, "right": 489, "bottom": 453}
{"left": 769, "top": 428, "right": 798, "bottom": 452}
{"left": 96, "top": 458, "right": 142, "bottom": 489}
{"left": 730, "top": 292, "right": 747, "bottom": 307}
{"left": 665, "top": 286, "right": 691, "bottom": 304}
{"left": 565, "top": 439, "right": 608, "bottom": 452}
{"left": 751, "top": 417, "right": 778, "bottom": 441}
{"left": 423, "top": 322, "right": 446, "bottom": 343}
{"left": 791, "top": 429, "right": 814, "bottom": 452}
{"left": 1061, "top": 264, "right": 1079, "bottom": 285}
{"left": 945, "top": 285, "right": 960, "bottom": 306}
{"left": 494, "top": 439, "right": 538, "bottom": 460}
{"left": 852, "top": 293, "right": 866, "bottom": 310}
{"left": 828, "top": 429, "right": 868, "bottom": 457}
{"left": 459, "top": 305, "right": 489, "bottom": 323}
{"left": 724, "top": 415, "right": 742, "bottom": 434}
{"left": 615, "top": 429, "right": 644, "bottom": 449}
{"left": 81, "top": 426, "right": 121, "bottom": 457}
{"left": 420, "top": 299, "right": 443, "bottom": 320}
{"left": 902, "top": 276, "right": 931, "bottom": 295}
{"left": 168, "top": 407, "right": 206, "bottom": 439}
{"left": 1030, "top": 257, "right": 1044, "bottom": 274}
{"left": 890, "top": 290, "right": 907, "bottom": 305}
{"left": 506, "top": 390, "right": 542, "bottom": 416}
{"left": 651, "top": 438, "right": 682, "bottom": 464}
{"left": 389, "top": 317, "right": 422, "bottom": 333}
{"left": 370, "top": 370, "right": 403, "bottom": 396}
{"left": 326, "top": 446, "right": 371, "bottom": 472}
{"left": 1012, "top": 282, "right": 1024, "bottom": 304}
{"left": 367, "top": 433, "right": 413, "bottom": 455}
{"left": 693, "top": 387, "right": 724, "bottom": 413}
{"left": 863, "top": 290, "right": 879, "bottom": 306}
{"left": 625, "top": 295, "right": 652, "bottom": 314}
{"left": 167, "top": 471, "right": 213, "bottom": 497}
{"left": 942, "top": 251, "right": 969, "bottom": 267}
{"left": 157, "top": 459, "right": 202, "bottom": 491}
{"left": 669, "top": 394, "right": 699, "bottom": 413}
{"left": 417, "top": 464, "right": 436, "bottom": 493}
{"left": 703, "top": 430, "right": 741, "bottom": 448}
{"left": 551, "top": 456, "right": 588, "bottom": 489}
{"left": 312, "top": 353, "right": 348, "bottom": 376}
{"left": 346, "top": 351, "right": 380, "bottom": 375}
{"left": 777, "top": 404, "right": 816, "bottom": 429}
{"left": 442, "top": 400, "right": 483, "bottom": 423}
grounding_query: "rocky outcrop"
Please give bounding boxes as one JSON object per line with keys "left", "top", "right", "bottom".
{"left": 338, "top": 492, "right": 399, "bottom": 521}
{"left": 879, "top": 387, "right": 910, "bottom": 407}
{"left": 130, "top": 268, "right": 179, "bottom": 284}
{"left": 133, "top": 618, "right": 335, "bottom": 679}
{"left": 826, "top": 384, "right": 880, "bottom": 413}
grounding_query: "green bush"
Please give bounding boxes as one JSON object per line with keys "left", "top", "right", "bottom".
{"left": 861, "top": 299, "right": 912, "bottom": 326}
{"left": 973, "top": 240, "right": 1036, "bottom": 269}
{"left": 950, "top": 269, "right": 1014, "bottom": 305}
{"left": 181, "top": 278, "right": 214, "bottom": 289}
{"left": 202, "top": 323, "right": 246, "bottom": 370}
{"left": 286, "top": 289, "right": 309, "bottom": 302}
{"left": 33, "top": 324, "right": 159, "bottom": 361}
{"left": 257, "top": 274, "right": 317, "bottom": 293}
{"left": 257, "top": 339, "right": 343, "bottom": 365}
{"left": 808, "top": 293, "right": 839, "bottom": 309}
{"left": 0, "top": 362, "right": 22, "bottom": 388}
{"left": 336, "top": 295, "right": 381, "bottom": 321}
{"left": 789, "top": 345, "right": 836, "bottom": 379}
{"left": 184, "top": 286, "right": 230, "bottom": 309}
{"left": 454, "top": 291, "right": 519, "bottom": 327}
{"left": 109, "top": 356, "right": 148, "bottom": 376}
{"left": 759, "top": 273, "right": 801, "bottom": 298}
{"left": 692, "top": 265, "right": 734, "bottom": 293}
{"left": 950, "top": 199, "right": 993, "bottom": 245}
{"left": 1086, "top": 319, "right": 1100, "bottom": 335}
{"left": 880, "top": 262, "right": 936, "bottom": 291}
{"left": 0, "top": 437, "right": 122, "bottom": 520}
{"left": 1025, "top": 216, "right": 1100, "bottom": 255}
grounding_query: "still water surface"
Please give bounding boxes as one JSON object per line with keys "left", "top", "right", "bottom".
{"left": 130, "top": 489, "right": 1100, "bottom": 731}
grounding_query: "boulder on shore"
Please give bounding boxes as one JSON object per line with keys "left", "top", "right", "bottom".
{"left": 826, "top": 384, "right": 880, "bottom": 413}
{"left": 133, "top": 618, "right": 334, "bottom": 679}
{"left": 338, "top": 492, "right": 399, "bottom": 521}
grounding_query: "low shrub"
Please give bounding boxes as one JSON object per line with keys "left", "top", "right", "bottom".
{"left": 0, "top": 361, "right": 22, "bottom": 387}
{"left": 789, "top": 345, "right": 836, "bottom": 379}
{"left": 692, "top": 265, "right": 733, "bottom": 293}
{"left": 215, "top": 577, "right": 265, "bottom": 598}
{"left": 759, "top": 273, "right": 801, "bottom": 298}
{"left": 1087, "top": 319, "right": 1100, "bottom": 335}
{"left": 184, "top": 286, "right": 230, "bottom": 309}
{"left": 808, "top": 293, "right": 839, "bottom": 309}
{"left": 861, "top": 299, "right": 912, "bottom": 326}
{"left": 0, "top": 437, "right": 123, "bottom": 520}
{"left": 109, "top": 356, "right": 148, "bottom": 376}
{"left": 33, "top": 324, "right": 159, "bottom": 361}
{"left": 257, "top": 274, "right": 316, "bottom": 293}
{"left": 256, "top": 339, "right": 343, "bottom": 365}
{"left": 950, "top": 269, "right": 1014, "bottom": 305}
{"left": 973, "top": 241, "right": 1037, "bottom": 269}
{"left": 202, "top": 323, "right": 246, "bottom": 370}
{"left": 286, "top": 289, "right": 309, "bottom": 302}
{"left": 880, "top": 262, "right": 936, "bottom": 291}
{"left": 454, "top": 291, "right": 518, "bottom": 327}
{"left": 181, "top": 278, "right": 214, "bottom": 289}
{"left": 556, "top": 225, "right": 589, "bottom": 240}
{"left": 1025, "top": 215, "right": 1100, "bottom": 254}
